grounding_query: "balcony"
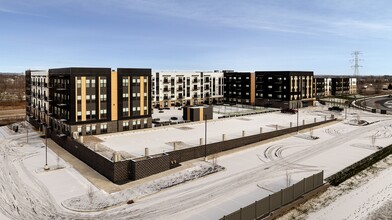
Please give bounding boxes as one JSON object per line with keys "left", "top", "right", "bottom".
{"left": 163, "top": 88, "right": 169, "bottom": 92}
{"left": 163, "top": 80, "right": 170, "bottom": 84}
{"left": 192, "top": 87, "right": 198, "bottom": 91}
{"left": 163, "top": 96, "right": 169, "bottom": 100}
{"left": 177, "top": 87, "right": 183, "bottom": 92}
{"left": 177, "top": 80, "right": 183, "bottom": 84}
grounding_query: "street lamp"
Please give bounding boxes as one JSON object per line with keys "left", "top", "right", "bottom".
{"left": 44, "top": 124, "right": 49, "bottom": 170}
{"left": 204, "top": 113, "right": 207, "bottom": 161}
{"left": 297, "top": 100, "right": 299, "bottom": 134}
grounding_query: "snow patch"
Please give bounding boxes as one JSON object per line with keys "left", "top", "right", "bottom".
{"left": 62, "top": 162, "right": 224, "bottom": 212}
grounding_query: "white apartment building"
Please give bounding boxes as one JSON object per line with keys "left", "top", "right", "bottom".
{"left": 152, "top": 71, "right": 224, "bottom": 108}
{"left": 29, "top": 70, "right": 50, "bottom": 129}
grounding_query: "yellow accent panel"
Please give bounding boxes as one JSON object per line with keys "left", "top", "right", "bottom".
{"left": 187, "top": 108, "right": 190, "bottom": 120}
{"left": 140, "top": 76, "right": 144, "bottom": 116}
{"left": 75, "top": 77, "right": 78, "bottom": 122}
{"left": 250, "top": 73, "right": 255, "bottom": 105}
{"left": 200, "top": 107, "right": 203, "bottom": 121}
{"left": 81, "top": 77, "right": 86, "bottom": 121}
{"left": 111, "top": 71, "right": 118, "bottom": 120}
{"left": 146, "top": 76, "right": 149, "bottom": 115}
{"left": 98, "top": 76, "right": 100, "bottom": 119}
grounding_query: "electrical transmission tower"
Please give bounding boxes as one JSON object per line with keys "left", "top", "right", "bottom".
{"left": 351, "top": 51, "right": 363, "bottom": 76}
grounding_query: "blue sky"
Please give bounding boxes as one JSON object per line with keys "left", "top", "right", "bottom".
{"left": 1, "top": 0, "right": 392, "bottom": 75}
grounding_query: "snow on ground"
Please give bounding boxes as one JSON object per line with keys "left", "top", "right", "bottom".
{"left": 62, "top": 162, "right": 224, "bottom": 211}
{"left": 0, "top": 106, "right": 392, "bottom": 219}
{"left": 279, "top": 155, "right": 392, "bottom": 220}
{"left": 97, "top": 105, "right": 332, "bottom": 158}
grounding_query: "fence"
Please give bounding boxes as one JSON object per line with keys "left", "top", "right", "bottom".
{"left": 220, "top": 171, "right": 324, "bottom": 220}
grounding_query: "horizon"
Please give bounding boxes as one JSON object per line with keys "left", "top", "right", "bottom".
{"left": 1, "top": 1, "right": 392, "bottom": 75}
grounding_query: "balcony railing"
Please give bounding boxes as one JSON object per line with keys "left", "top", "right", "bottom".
{"left": 163, "top": 80, "right": 170, "bottom": 84}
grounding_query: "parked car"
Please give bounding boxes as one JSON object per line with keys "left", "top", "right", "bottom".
{"left": 159, "top": 110, "right": 164, "bottom": 113}
{"left": 328, "top": 106, "right": 344, "bottom": 111}
{"left": 281, "top": 108, "right": 297, "bottom": 114}
{"left": 170, "top": 117, "right": 178, "bottom": 120}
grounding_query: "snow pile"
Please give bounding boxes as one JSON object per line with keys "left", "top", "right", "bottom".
{"left": 278, "top": 155, "right": 392, "bottom": 220}
{"left": 62, "top": 162, "right": 224, "bottom": 211}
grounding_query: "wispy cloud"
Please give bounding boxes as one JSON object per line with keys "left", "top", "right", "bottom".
{"left": 106, "top": 0, "right": 392, "bottom": 38}
{"left": 0, "top": 6, "right": 51, "bottom": 18}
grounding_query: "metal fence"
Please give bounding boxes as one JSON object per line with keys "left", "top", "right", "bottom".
{"left": 220, "top": 171, "right": 324, "bottom": 220}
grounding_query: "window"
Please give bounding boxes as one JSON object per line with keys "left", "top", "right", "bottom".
{"left": 100, "top": 124, "right": 107, "bottom": 133}
{"left": 77, "top": 80, "right": 81, "bottom": 88}
{"left": 100, "top": 109, "right": 107, "bottom": 118}
{"left": 132, "top": 107, "right": 136, "bottom": 112}
{"left": 268, "top": 94, "right": 272, "bottom": 97}
{"left": 92, "top": 124, "right": 96, "bottom": 135}
{"left": 86, "top": 95, "right": 90, "bottom": 101}
{"left": 132, "top": 93, "right": 136, "bottom": 97}
{"left": 123, "top": 107, "right": 129, "bottom": 116}
{"left": 86, "top": 111, "right": 91, "bottom": 119}
{"left": 100, "top": 79, "right": 107, "bottom": 87}
{"left": 123, "top": 78, "right": 128, "bottom": 87}
{"left": 91, "top": 79, "right": 95, "bottom": 87}
{"left": 77, "top": 111, "right": 82, "bottom": 120}
{"left": 123, "top": 121, "right": 129, "bottom": 131}
{"left": 100, "top": 94, "right": 107, "bottom": 101}
{"left": 86, "top": 125, "right": 91, "bottom": 135}
{"left": 91, "top": 95, "right": 96, "bottom": 100}
{"left": 86, "top": 79, "right": 90, "bottom": 88}
{"left": 77, "top": 126, "right": 82, "bottom": 135}
{"left": 77, "top": 95, "right": 82, "bottom": 101}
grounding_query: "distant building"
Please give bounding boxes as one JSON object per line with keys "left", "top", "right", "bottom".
{"left": 25, "top": 70, "right": 49, "bottom": 130}
{"left": 314, "top": 76, "right": 357, "bottom": 97}
{"left": 152, "top": 71, "right": 224, "bottom": 108}
{"left": 224, "top": 71, "right": 315, "bottom": 108}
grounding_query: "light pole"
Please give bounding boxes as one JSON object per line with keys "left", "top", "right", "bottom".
{"left": 26, "top": 116, "right": 29, "bottom": 144}
{"left": 297, "top": 100, "right": 299, "bottom": 134}
{"left": 204, "top": 113, "right": 207, "bottom": 161}
{"left": 44, "top": 124, "right": 49, "bottom": 170}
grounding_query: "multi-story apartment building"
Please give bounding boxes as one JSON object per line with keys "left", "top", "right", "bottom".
{"left": 314, "top": 76, "right": 357, "bottom": 97}
{"left": 26, "top": 70, "right": 50, "bottom": 130}
{"left": 224, "top": 71, "right": 315, "bottom": 108}
{"left": 152, "top": 71, "right": 223, "bottom": 108}
{"left": 26, "top": 67, "right": 152, "bottom": 137}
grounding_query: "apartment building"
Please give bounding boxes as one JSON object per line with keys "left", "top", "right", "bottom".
{"left": 26, "top": 67, "right": 152, "bottom": 137}
{"left": 224, "top": 71, "right": 315, "bottom": 108}
{"left": 26, "top": 70, "right": 50, "bottom": 130}
{"left": 314, "top": 76, "right": 357, "bottom": 97}
{"left": 152, "top": 71, "right": 224, "bottom": 108}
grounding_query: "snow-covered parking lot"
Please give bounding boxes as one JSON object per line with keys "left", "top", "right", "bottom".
{"left": 96, "top": 105, "right": 334, "bottom": 158}
{"left": 0, "top": 105, "right": 392, "bottom": 219}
